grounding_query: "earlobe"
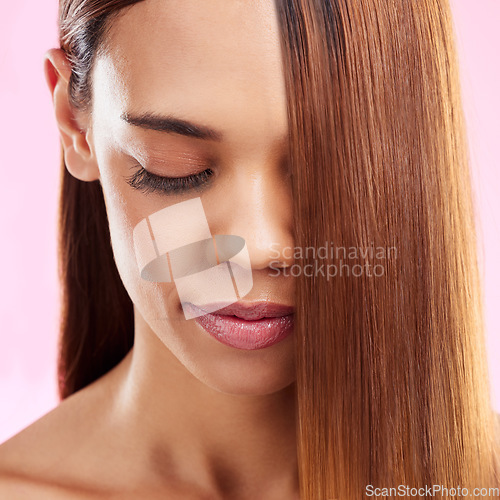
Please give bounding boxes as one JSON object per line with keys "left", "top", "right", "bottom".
{"left": 43, "top": 48, "right": 100, "bottom": 182}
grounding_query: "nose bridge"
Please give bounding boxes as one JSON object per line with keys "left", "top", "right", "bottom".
{"left": 214, "top": 164, "right": 294, "bottom": 271}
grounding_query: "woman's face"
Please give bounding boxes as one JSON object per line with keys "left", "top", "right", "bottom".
{"left": 87, "top": 0, "right": 295, "bottom": 395}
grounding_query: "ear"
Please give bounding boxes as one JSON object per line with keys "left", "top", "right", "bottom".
{"left": 43, "top": 48, "right": 99, "bottom": 182}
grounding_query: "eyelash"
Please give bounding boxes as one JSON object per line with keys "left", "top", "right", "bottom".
{"left": 125, "top": 165, "right": 214, "bottom": 194}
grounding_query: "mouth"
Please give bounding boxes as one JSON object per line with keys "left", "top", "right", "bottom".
{"left": 184, "top": 301, "right": 295, "bottom": 350}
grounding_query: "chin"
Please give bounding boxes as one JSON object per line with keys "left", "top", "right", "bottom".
{"left": 200, "top": 357, "right": 297, "bottom": 397}
{"left": 169, "top": 318, "right": 296, "bottom": 396}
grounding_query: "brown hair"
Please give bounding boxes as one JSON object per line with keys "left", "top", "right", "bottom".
{"left": 57, "top": 0, "right": 500, "bottom": 497}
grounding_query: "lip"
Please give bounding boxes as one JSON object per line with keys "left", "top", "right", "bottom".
{"left": 185, "top": 301, "right": 295, "bottom": 350}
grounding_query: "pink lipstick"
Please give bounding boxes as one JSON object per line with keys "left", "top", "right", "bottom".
{"left": 185, "top": 301, "right": 294, "bottom": 350}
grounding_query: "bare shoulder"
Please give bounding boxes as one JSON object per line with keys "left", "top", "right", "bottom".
{"left": 0, "top": 373, "right": 119, "bottom": 499}
{"left": 0, "top": 470, "right": 99, "bottom": 500}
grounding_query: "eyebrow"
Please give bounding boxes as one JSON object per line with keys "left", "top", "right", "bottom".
{"left": 120, "top": 111, "right": 223, "bottom": 141}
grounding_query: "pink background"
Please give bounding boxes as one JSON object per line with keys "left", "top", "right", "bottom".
{"left": 0, "top": 1, "right": 499, "bottom": 442}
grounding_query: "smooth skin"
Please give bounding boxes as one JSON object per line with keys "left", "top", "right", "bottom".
{"left": 0, "top": 0, "right": 299, "bottom": 499}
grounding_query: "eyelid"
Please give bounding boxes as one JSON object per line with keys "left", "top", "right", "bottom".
{"left": 125, "top": 163, "right": 215, "bottom": 195}
{"left": 131, "top": 148, "right": 213, "bottom": 175}
{"left": 150, "top": 152, "right": 208, "bottom": 166}
{"left": 132, "top": 152, "right": 216, "bottom": 176}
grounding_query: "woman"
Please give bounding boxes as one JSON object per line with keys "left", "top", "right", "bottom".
{"left": 0, "top": 0, "right": 498, "bottom": 498}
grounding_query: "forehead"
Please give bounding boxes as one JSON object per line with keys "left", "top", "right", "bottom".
{"left": 92, "top": 0, "right": 288, "bottom": 148}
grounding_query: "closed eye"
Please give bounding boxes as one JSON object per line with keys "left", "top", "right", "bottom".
{"left": 125, "top": 165, "right": 214, "bottom": 195}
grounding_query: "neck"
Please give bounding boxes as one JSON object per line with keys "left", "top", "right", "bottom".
{"left": 111, "top": 309, "right": 299, "bottom": 498}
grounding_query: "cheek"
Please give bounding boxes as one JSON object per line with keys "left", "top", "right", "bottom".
{"left": 96, "top": 155, "right": 183, "bottom": 327}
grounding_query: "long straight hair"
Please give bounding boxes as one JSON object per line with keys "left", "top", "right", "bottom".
{"left": 57, "top": 0, "right": 499, "bottom": 497}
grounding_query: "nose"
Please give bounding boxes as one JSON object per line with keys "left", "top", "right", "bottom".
{"left": 208, "top": 163, "right": 295, "bottom": 273}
